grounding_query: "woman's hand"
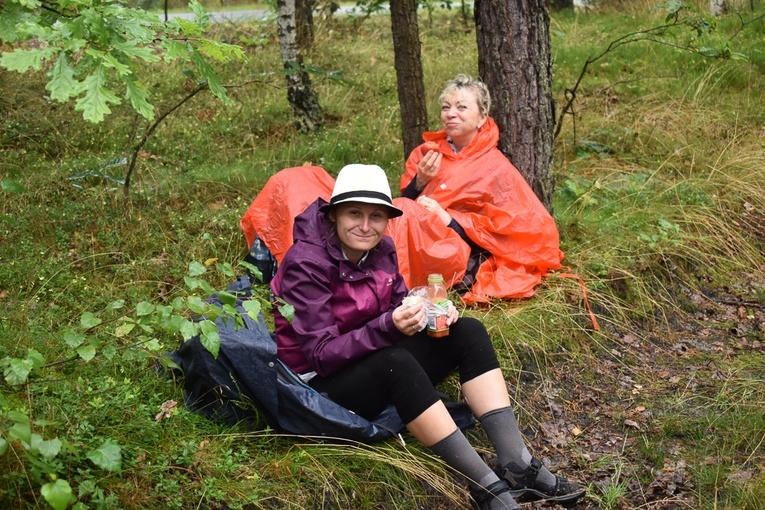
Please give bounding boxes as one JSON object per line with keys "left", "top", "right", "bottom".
{"left": 393, "top": 300, "right": 426, "bottom": 336}
{"left": 415, "top": 150, "right": 442, "bottom": 190}
{"left": 444, "top": 301, "right": 459, "bottom": 326}
{"left": 416, "top": 195, "right": 450, "bottom": 225}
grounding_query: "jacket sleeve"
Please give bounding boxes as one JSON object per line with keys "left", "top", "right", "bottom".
{"left": 278, "top": 252, "right": 405, "bottom": 377}
{"left": 400, "top": 149, "right": 422, "bottom": 193}
{"left": 400, "top": 176, "right": 422, "bottom": 199}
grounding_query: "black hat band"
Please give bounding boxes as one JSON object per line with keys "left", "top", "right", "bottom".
{"left": 330, "top": 190, "right": 394, "bottom": 206}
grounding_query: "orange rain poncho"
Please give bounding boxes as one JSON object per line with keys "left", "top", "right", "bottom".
{"left": 240, "top": 118, "right": 563, "bottom": 305}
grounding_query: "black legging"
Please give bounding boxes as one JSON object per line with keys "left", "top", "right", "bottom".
{"left": 308, "top": 317, "right": 500, "bottom": 424}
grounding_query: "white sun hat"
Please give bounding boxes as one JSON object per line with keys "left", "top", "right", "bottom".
{"left": 320, "top": 164, "right": 403, "bottom": 218}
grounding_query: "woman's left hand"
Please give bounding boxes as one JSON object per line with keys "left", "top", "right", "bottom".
{"left": 416, "top": 195, "right": 450, "bottom": 226}
{"left": 445, "top": 301, "right": 459, "bottom": 326}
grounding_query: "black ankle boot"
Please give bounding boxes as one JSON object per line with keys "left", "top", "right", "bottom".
{"left": 469, "top": 479, "right": 520, "bottom": 510}
{"left": 498, "top": 458, "right": 585, "bottom": 504}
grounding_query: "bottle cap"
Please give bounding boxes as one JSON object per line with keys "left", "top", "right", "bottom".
{"left": 427, "top": 273, "right": 444, "bottom": 282}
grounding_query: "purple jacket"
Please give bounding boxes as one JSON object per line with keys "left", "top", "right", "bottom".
{"left": 271, "top": 198, "right": 408, "bottom": 377}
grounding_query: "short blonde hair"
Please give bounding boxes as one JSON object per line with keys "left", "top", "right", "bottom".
{"left": 439, "top": 74, "right": 491, "bottom": 116}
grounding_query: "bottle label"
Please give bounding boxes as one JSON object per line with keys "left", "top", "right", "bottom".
{"left": 426, "top": 300, "right": 450, "bottom": 333}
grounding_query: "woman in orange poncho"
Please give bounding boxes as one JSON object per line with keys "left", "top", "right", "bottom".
{"left": 386, "top": 74, "right": 564, "bottom": 304}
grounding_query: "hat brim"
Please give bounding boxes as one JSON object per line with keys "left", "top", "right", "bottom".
{"left": 320, "top": 196, "right": 403, "bottom": 218}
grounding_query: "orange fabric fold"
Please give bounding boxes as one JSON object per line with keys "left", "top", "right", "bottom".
{"left": 384, "top": 198, "right": 470, "bottom": 289}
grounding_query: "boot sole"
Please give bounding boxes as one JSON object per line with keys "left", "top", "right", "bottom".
{"left": 508, "top": 486, "right": 586, "bottom": 504}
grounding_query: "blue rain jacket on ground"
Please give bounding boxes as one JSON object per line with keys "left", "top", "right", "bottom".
{"left": 170, "top": 276, "right": 474, "bottom": 442}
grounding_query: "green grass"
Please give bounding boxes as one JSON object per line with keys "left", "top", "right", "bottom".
{"left": 2, "top": 3, "right": 765, "bottom": 509}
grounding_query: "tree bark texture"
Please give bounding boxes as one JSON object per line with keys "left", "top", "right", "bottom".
{"left": 474, "top": 0, "right": 556, "bottom": 213}
{"left": 710, "top": 0, "right": 728, "bottom": 16}
{"left": 295, "top": 0, "right": 314, "bottom": 50}
{"left": 389, "top": 0, "right": 430, "bottom": 160}
{"left": 277, "top": 0, "right": 324, "bottom": 132}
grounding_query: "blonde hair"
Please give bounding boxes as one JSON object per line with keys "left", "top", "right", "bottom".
{"left": 439, "top": 74, "right": 491, "bottom": 116}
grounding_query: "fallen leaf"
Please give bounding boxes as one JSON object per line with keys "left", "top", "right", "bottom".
{"left": 624, "top": 419, "right": 640, "bottom": 429}
{"left": 727, "top": 470, "right": 753, "bottom": 484}
{"left": 155, "top": 400, "right": 178, "bottom": 422}
{"left": 208, "top": 199, "right": 226, "bottom": 211}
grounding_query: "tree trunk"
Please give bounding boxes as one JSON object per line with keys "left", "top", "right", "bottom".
{"left": 295, "top": 0, "right": 314, "bottom": 50}
{"left": 277, "top": 0, "right": 323, "bottom": 132}
{"left": 710, "top": 0, "right": 728, "bottom": 16}
{"left": 474, "top": 0, "right": 556, "bottom": 213}
{"left": 389, "top": 0, "right": 429, "bottom": 160}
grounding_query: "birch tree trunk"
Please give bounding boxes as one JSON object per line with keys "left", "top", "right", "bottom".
{"left": 277, "top": 0, "right": 323, "bottom": 132}
{"left": 474, "top": 0, "right": 556, "bottom": 212}
{"left": 710, "top": 0, "right": 728, "bottom": 16}
{"left": 295, "top": 0, "right": 314, "bottom": 50}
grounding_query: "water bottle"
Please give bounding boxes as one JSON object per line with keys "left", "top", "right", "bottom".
{"left": 249, "top": 235, "right": 275, "bottom": 285}
{"left": 426, "top": 273, "right": 450, "bottom": 338}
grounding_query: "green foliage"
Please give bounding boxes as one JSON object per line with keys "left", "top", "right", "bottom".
{"left": 1, "top": 349, "right": 45, "bottom": 385}
{"left": 1, "top": 3, "right": 764, "bottom": 509}
{"left": 0, "top": 0, "right": 245, "bottom": 123}
{"left": 0, "top": 256, "right": 274, "bottom": 507}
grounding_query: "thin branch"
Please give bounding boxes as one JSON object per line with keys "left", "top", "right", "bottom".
{"left": 121, "top": 77, "right": 278, "bottom": 200}
{"left": 730, "top": 11, "right": 765, "bottom": 40}
{"left": 554, "top": 10, "right": 764, "bottom": 139}
{"left": 122, "top": 83, "right": 207, "bottom": 200}
{"left": 554, "top": 22, "right": 684, "bottom": 138}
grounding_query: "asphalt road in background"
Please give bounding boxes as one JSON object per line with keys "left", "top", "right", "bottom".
{"left": 164, "top": 5, "right": 363, "bottom": 22}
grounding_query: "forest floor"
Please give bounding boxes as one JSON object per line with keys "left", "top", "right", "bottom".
{"left": 526, "top": 283, "right": 765, "bottom": 509}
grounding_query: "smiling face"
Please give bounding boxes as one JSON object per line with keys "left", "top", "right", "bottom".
{"left": 440, "top": 88, "right": 487, "bottom": 151}
{"left": 329, "top": 202, "right": 390, "bottom": 264}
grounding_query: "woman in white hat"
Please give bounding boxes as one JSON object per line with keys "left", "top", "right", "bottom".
{"left": 270, "top": 164, "right": 584, "bottom": 509}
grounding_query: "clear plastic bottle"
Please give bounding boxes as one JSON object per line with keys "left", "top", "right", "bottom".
{"left": 426, "top": 273, "right": 450, "bottom": 338}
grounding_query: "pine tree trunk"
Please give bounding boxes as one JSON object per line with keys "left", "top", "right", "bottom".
{"left": 277, "top": 0, "right": 323, "bottom": 132}
{"left": 389, "top": 0, "right": 429, "bottom": 160}
{"left": 474, "top": 0, "right": 556, "bottom": 213}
